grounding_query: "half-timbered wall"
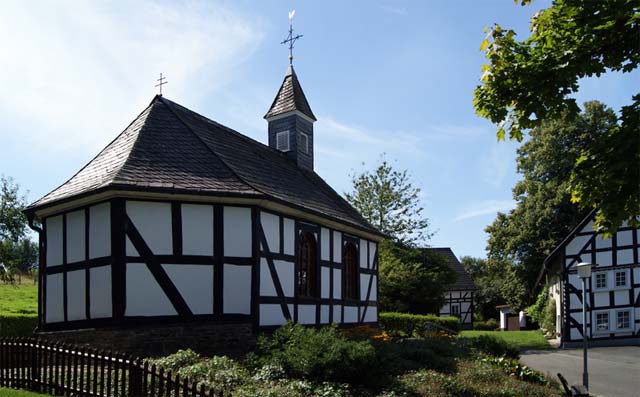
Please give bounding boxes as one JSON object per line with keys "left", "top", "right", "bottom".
{"left": 560, "top": 220, "right": 639, "bottom": 342}
{"left": 439, "top": 290, "right": 473, "bottom": 326}
{"left": 42, "top": 198, "right": 255, "bottom": 330}
{"left": 41, "top": 198, "right": 379, "bottom": 331}
{"left": 258, "top": 209, "right": 378, "bottom": 328}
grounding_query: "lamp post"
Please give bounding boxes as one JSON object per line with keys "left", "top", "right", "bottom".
{"left": 576, "top": 262, "right": 592, "bottom": 390}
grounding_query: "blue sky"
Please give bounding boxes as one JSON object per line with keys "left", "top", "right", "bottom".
{"left": 1, "top": 0, "right": 637, "bottom": 258}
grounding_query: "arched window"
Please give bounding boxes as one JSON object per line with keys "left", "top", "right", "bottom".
{"left": 343, "top": 242, "right": 358, "bottom": 300}
{"left": 297, "top": 232, "right": 318, "bottom": 297}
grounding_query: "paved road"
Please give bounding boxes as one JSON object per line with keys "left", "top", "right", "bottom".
{"left": 521, "top": 347, "right": 640, "bottom": 397}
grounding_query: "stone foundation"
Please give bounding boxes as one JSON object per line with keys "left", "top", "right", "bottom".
{"left": 36, "top": 321, "right": 255, "bottom": 358}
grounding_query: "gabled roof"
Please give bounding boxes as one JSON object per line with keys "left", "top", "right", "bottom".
{"left": 264, "top": 65, "right": 316, "bottom": 121}
{"left": 27, "top": 96, "right": 379, "bottom": 236}
{"left": 423, "top": 247, "right": 476, "bottom": 291}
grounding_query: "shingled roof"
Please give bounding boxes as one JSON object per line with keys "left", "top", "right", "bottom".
{"left": 424, "top": 248, "right": 476, "bottom": 291}
{"left": 264, "top": 65, "right": 316, "bottom": 121}
{"left": 27, "top": 95, "right": 379, "bottom": 235}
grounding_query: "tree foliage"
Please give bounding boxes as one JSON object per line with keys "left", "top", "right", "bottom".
{"left": 0, "top": 176, "right": 37, "bottom": 279}
{"left": 345, "top": 156, "right": 431, "bottom": 246}
{"left": 474, "top": 0, "right": 640, "bottom": 234}
{"left": 485, "top": 102, "right": 616, "bottom": 307}
{"left": 378, "top": 240, "right": 457, "bottom": 315}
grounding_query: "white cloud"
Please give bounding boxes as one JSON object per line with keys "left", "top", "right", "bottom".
{"left": 381, "top": 5, "right": 409, "bottom": 16}
{"left": 453, "top": 199, "right": 516, "bottom": 222}
{"left": 0, "top": 0, "right": 264, "bottom": 155}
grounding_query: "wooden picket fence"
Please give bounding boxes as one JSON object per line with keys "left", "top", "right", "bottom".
{"left": 0, "top": 338, "right": 229, "bottom": 396}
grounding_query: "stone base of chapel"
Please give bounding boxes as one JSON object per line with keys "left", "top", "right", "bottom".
{"left": 35, "top": 320, "right": 256, "bottom": 358}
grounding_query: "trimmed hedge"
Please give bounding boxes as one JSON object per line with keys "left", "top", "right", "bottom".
{"left": 0, "top": 314, "right": 38, "bottom": 337}
{"left": 379, "top": 312, "right": 461, "bottom": 336}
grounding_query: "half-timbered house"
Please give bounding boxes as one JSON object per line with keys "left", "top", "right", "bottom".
{"left": 539, "top": 210, "right": 639, "bottom": 346}
{"left": 427, "top": 248, "right": 476, "bottom": 328}
{"left": 24, "top": 65, "right": 383, "bottom": 353}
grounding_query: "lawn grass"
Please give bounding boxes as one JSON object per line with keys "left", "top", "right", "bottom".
{"left": 0, "top": 387, "right": 51, "bottom": 396}
{"left": 459, "top": 330, "right": 550, "bottom": 351}
{"left": 0, "top": 275, "right": 38, "bottom": 315}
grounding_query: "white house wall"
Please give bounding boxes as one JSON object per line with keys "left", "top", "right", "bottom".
{"left": 560, "top": 219, "right": 639, "bottom": 343}
{"left": 41, "top": 198, "right": 378, "bottom": 331}
{"left": 439, "top": 290, "right": 474, "bottom": 325}
{"left": 258, "top": 209, "right": 378, "bottom": 328}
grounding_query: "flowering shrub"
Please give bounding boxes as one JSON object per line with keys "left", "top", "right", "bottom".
{"left": 480, "top": 356, "right": 549, "bottom": 385}
{"left": 379, "top": 312, "right": 461, "bottom": 337}
{"left": 341, "top": 325, "right": 391, "bottom": 342}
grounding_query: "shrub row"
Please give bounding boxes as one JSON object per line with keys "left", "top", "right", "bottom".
{"left": 379, "top": 312, "right": 461, "bottom": 336}
{"left": 473, "top": 318, "right": 499, "bottom": 330}
{"left": 0, "top": 314, "right": 38, "bottom": 337}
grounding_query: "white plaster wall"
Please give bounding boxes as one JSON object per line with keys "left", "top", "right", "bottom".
{"left": 332, "top": 305, "right": 342, "bottom": 323}
{"left": 163, "top": 264, "right": 213, "bottom": 314}
{"left": 259, "top": 304, "right": 285, "bottom": 326}
{"left": 333, "top": 269, "right": 341, "bottom": 299}
{"left": 126, "top": 263, "right": 176, "bottom": 316}
{"left": 570, "top": 328, "right": 582, "bottom": 341}
{"left": 369, "top": 242, "right": 376, "bottom": 266}
{"left": 181, "top": 204, "right": 214, "bottom": 256}
{"left": 614, "top": 290, "right": 629, "bottom": 305}
{"left": 360, "top": 274, "right": 370, "bottom": 301}
{"left": 224, "top": 207, "right": 252, "bottom": 257}
{"left": 595, "top": 251, "right": 613, "bottom": 267}
{"left": 332, "top": 231, "right": 342, "bottom": 263}
{"left": 581, "top": 221, "right": 595, "bottom": 233}
{"left": 66, "top": 270, "right": 86, "bottom": 321}
{"left": 344, "top": 306, "right": 358, "bottom": 323}
{"left": 566, "top": 235, "right": 591, "bottom": 256}
{"left": 363, "top": 306, "right": 377, "bottom": 323}
{"left": 359, "top": 239, "right": 367, "bottom": 268}
{"left": 223, "top": 264, "right": 251, "bottom": 314}
{"left": 46, "top": 274, "right": 64, "bottom": 323}
{"left": 283, "top": 218, "right": 295, "bottom": 255}
{"left": 260, "top": 259, "right": 294, "bottom": 297}
{"left": 595, "top": 236, "right": 612, "bottom": 249}
{"left": 126, "top": 201, "right": 172, "bottom": 255}
{"left": 126, "top": 236, "right": 140, "bottom": 257}
{"left": 320, "top": 228, "right": 330, "bottom": 261}
{"left": 617, "top": 249, "right": 634, "bottom": 265}
{"left": 370, "top": 276, "right": 378, "bottom": 301}
{"left": 570, "top": 292, "right": 582, "bottom": 310}
{"left": 298, "top": 304, "right": 316, "bottom": 324}
{"left": 46, "top": 215, "right": 63, "bottom": 266}
{"left": 260, "top": 212, "right": 280, "bottom": 253}
{"left": 617, "top": 230, "right": 633, "bottom": 246}
{"left": 90, "top": 265, "right": 112, "bottom": 318}
{"left": 321, "top": 267, "right": 330, "bottom": 298}
{"left": 66, "top": 210, "right": 85, "bottom": 263}
{"left": 321, "top": 305, "right": 330, "bottom": 324}
{"left": 89, "top": 203, "right": 111, "bottom": 259}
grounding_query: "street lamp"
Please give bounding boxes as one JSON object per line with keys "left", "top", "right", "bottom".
{"left": 576, "top": 262, "right": 592, "bottom": 390}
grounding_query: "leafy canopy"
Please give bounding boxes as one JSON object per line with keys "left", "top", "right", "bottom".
{"left": 485, "top": 101, "right": 616, "bottom": 307}
{"left": 378, "top": 241, "right": 457, "bottom": 315}
{"left": 0, "top": 176, "right": 37, "bottom": 275}
{"left": 345, "top": 156, "right": 431, "bottom": 246}
{"left": 474, "top": 0, "right": 640, "bottom": 234}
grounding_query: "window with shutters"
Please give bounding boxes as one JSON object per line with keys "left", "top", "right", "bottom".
{"left": 297, "top": 232, "right": 318, "bottom": 297}
{"left": 343, "top": 242, "right": 358, "bottom": 300}
{"left": 276, "top": 131, "right": 290, "bottom": 151}
{"left": 300, "top": 132, "right": 309, "bottom": 154}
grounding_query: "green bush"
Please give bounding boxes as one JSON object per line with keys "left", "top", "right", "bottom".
{"left": 462, "top": 335, "right": 520, "bottom": 358}
{"left": 250, "top": 322, "right": 377, "bottom": 385}
{"left": 473, "top": 318, "right": 499, "bottom": 330}
{"left": 0, "top": 314, "right": 37, "bottom": 337}
{"left": 376, "top": 338, "right": 459, "bottom": 375}
{"left": 379, "top": 312, "right": 461, "bottom": 336}
{"left": 480, "top": 356, "right": 549, "bottom": 385}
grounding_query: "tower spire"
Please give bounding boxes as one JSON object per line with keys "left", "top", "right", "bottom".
{"left": 281, "top": 10, "right": 303, "bottom": 65}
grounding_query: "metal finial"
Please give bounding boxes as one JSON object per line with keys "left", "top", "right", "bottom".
{"left": 280, "top": 10, "right": 303, "bottom": 65}
{"left": 155, "top": 73, "right": 168, "bottom": 95}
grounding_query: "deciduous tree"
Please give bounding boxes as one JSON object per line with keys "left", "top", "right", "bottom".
{"left": 474, "top": 0, "right": 640, "bottom": 234}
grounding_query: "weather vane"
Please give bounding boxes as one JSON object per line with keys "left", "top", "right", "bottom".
{"left": 281, "top": 10, "right": 302, "bottom": 65}
{"left": 155, "top": 73, "right": 168, "bottom": 95}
